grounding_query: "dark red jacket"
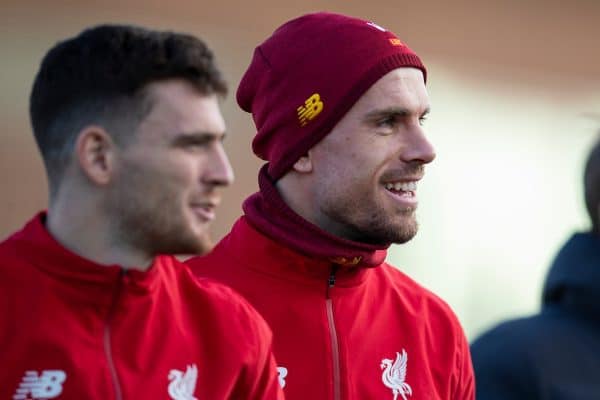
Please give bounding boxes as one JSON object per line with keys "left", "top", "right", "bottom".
{"left": 188, "top": 216, "right": 475, "bottom": 400}
{"left": 0, "top": 213, "right": 283, "bottom": 400}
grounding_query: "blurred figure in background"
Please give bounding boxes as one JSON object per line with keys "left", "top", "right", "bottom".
{"left": 188, "top": 12, "right": 474, "bottom": 400}
{"left": 0, "top": 24, "right": 282, "bottom": 399}
{"left": 471, "top": 134, "right": 600, "bottom": 399}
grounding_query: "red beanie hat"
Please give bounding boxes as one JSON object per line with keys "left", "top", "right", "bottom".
{"left": 237, "top": 12, "right": 426, "bottom": 180}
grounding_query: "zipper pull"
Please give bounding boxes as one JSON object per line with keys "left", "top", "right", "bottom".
{"left": 328, "top": 264, "right": 339, "bottom": 288}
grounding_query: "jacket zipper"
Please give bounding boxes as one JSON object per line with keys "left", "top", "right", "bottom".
{"left": 326, "top": 265, "right": 341, "bottom": 400}
{"left": 104, "top": 268, "right": 125, "bottom": 400}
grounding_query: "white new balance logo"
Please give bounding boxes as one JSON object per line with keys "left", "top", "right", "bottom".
{"left": 13, "top": 370, "right": 66, "bottom": 400}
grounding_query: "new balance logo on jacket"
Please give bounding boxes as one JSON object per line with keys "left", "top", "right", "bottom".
{"left": 13, "top": 370, "right": 66, "bottom": 399}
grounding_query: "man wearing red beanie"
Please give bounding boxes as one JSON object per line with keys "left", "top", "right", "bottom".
{"left": 188, "top": 12, "right": 475, "bottom": 400}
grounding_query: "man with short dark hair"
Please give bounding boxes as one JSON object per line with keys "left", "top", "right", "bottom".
{"left": 188, "top": 12, "right": 474, "bottom": 400}
{"left": 471, "top": 135, "right": 600, "bottom": 399}
{"left": 0, "top": 24, "right": 283, "bottom": 399}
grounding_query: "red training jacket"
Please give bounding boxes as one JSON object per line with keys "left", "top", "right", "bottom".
{"left": 0, "top": 213, "right": 284, "bottom": 400}
{"left": 188, "top": 217, "right": 475, "bottom": 400}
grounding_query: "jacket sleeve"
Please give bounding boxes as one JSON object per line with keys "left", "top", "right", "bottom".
{"left": 452, "top": 329, "right": 476, "bottom": 400}
{"left": 233, "top": 301, "right": 285, "bottom": 400}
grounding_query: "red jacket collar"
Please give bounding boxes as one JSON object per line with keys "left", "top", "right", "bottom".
{"left": 11, "top": 212, "right": 167, "bottom": 294}
{"left": 222, "top": 216, "right": 378, "bottom": 288}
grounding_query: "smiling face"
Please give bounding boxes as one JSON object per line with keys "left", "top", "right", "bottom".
{"left": 304, "top": 68, "right": 435, "bottom": 245}
{"left": 107, "top": 79, "right": 234, "bottom": 255}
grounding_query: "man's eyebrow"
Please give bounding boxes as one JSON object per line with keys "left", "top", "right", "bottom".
{"left": 171, "top": 131, "right": 227, "bottom": 145}
{"left": 363, "top": 106, "right": 431, "bottom": 120}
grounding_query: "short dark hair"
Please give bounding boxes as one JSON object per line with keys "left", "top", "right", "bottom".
{"left": 30, "top": 24, "right": 227, "bottom": 194}
{"left": 584, "top": 134, "right": 600, "bottom": 233}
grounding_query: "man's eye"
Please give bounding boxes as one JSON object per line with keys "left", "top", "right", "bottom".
{"left": 376, "top": 116, "right": 397, "bottom": 128}
{"left": 179, "top": 138, "right": 213, "bottom": 150}
{"left": 181, "top": 143, "right": 204, "bottom": 151}
{"left": 188, "top": 141, "right": 209, "bottom": 147}
{"left": 418, "top": 116, "right": 428, "bottom": 126}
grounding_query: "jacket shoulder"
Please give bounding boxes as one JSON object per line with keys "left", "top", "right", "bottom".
{"left": 175, "top": 263, "right": 271, "bottom": 336}
{"left": 377, "top": 263, "right": 460, "bottom": 322}
{"left": 0, "top": 229, "right": 23, "bottom": 260}
{"left": 0, "top": 230, "right": 36, "bottom": 283}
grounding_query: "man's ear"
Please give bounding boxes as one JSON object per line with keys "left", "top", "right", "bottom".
{"left": 75, "top": 125, "right": 116, "bottom": 185}
{"left": 292, "top": 151, "right": 313, "bottom": 174}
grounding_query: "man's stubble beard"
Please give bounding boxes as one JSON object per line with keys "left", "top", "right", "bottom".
{"left": 322, "top": 200, "right": 419, "bottom": 245}
{"left": 107, "top": 183, "right": 213, "bottom": 258}
{"left": 352, "top": 211, "right": 418, "bottom": 245}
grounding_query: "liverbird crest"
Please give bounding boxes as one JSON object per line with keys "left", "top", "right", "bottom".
{"left": 380, "top": 350, "right": 412, "bottom": 400}
{"left": 168, "top": 364, "right": 198, "bottom": 400}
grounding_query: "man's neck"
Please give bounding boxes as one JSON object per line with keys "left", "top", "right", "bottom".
{"left": 47, "top": 201, "right": 154, "bottom": 271}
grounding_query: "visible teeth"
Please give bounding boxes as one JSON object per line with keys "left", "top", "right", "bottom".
{"left": 385, "top": 181, "right": 417, "bottom": 192}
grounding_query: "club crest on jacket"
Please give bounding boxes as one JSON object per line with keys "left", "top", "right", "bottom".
{"left": 381, "top": 350, "right": 412, "bottom": 400}
{"left": 168, "top": 364, "right": 198, "bottom": 400}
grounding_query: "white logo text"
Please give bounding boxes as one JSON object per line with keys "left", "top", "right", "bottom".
{"left": 13, "top": 370, "right": 66, "bottom": 400}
